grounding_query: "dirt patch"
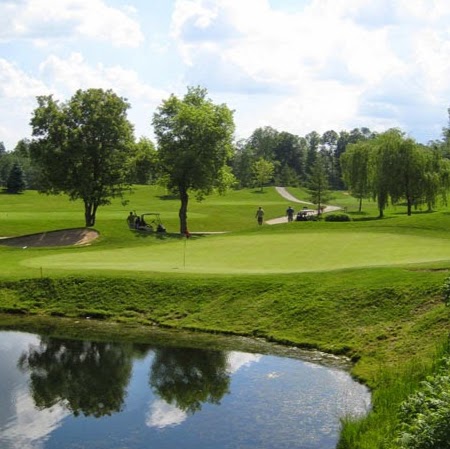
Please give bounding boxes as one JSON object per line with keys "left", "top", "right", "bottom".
{"left": 0, "top": 228, "right": 99, "bottom": 248}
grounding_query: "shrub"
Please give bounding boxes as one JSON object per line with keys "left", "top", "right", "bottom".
{"left": 392, "top": 356, "right": 450, "bottom": 449}
{"left": 324, "top": 213, "right": 352, "bottom": 222}
{"left": 442, "top": 276, "right": 450, "bottom": 307}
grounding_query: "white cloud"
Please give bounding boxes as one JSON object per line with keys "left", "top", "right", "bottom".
{"left": 38, "top": 52, "right": 169, "bottom": 139}
{"left": 2, "top": 0, "right": 450, "bottom": 149}
{"left": 0, "top": 59, "right": 53, "bottom": 149}
{"left": 170, "top": 0, "right": 450, "bottom": 142}
{"left": 39, "top": 52, "right": 165, "bottom": 101}
{"left": 0, "top": 52, "right": 170, "bottom": 149}
{"left": 0, "top": 0, "right": 144, "bottom": 47}
{"left": 0, "top": 59, "right": 50, "bottom": 98}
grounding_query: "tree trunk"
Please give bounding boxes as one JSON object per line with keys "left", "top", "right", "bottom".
{"left": 179, "top": 188, "right": 189, "bottom": 234}
{"left": 84, "top": 201, "right": 97, "bottom": 227}
{"left": 406, "top": 196, "right": 412, "bottom": 216}
{"left": 358, "top": 196, "right": 363, "bottom": 213}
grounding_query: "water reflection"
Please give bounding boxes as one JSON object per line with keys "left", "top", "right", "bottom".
{"left": 0, "top": 332, "right": 68, "bottom": 449}
{"left": 18, "top": 337, "right": 134, "bottom": 417}
{"left": 0, "top": 330, "right": 370, "bottom": 449}
{"left": 150, "top": 347, "right": 230, "bottom": 414}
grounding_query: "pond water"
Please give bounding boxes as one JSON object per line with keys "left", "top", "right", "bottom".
{"left": 0, "top": 330, "right": 370, "bottom": 449}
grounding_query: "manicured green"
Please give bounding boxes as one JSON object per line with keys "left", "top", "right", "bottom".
{"left": 18, "top": 231, "right": 450, "bottom": 275}
{"left": 1, "top": 185, "right": 450, "bottom": 449}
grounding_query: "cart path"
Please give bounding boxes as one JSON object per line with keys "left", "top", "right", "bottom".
{"left": 266, "top": 187, "right": 342, "bottom": 225}
{"left": 274, "top": 187, "right": 314, "bottom": 205}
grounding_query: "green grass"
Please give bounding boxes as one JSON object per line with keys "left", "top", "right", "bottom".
{"left": 19, "top": 231, "right": 450, "bottom": 275}
{"left": 1, "top": 185, "right": 450, "bottom": 448}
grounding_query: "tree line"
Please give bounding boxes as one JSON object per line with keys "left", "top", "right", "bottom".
{"left": 1, "top": 86, "right": 450, "bottom": 231}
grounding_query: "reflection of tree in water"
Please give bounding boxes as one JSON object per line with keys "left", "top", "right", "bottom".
{"left": 18, "top": 338, "right": 136, "bottom": 418}
{"left": 150, "top": 347, "right": 230, "bottom": 414}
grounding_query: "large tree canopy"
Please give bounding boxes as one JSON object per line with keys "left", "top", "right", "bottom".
{"left": 30, "top": 88, "right": 134, "bottom": 226}
{"left": 152, "top": 86, "right": 235, "bottom": 234}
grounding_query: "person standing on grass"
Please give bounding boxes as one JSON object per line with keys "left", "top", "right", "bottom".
{"left": 286, "top": 206, "right": 294, "bottom": 222}
{"left": 255, "top": 206, "right": 264, "bottom": 225}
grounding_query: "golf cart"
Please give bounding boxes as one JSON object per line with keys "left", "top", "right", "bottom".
{"left": 295, "top": 208, "right": 316, "bottom": 221}
{"left": 140, "top": 213, "right": 166, "bottom": 233}
{"left": 128, "top": 212, "right": 166, "bottom": 233}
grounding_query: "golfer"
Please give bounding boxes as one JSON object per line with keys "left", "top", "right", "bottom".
{"left": 286, "top": 206, "right": 294, "bottom": 222}
{"left": 255, "top": 207, "right": 264, "bottom": 225}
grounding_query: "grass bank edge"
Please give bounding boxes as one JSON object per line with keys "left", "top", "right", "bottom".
{"left": 1, "top": 272, "right": 449, "bottom": 449}
{"left": 0, "top": 270, "right": 448, "bottom": 378}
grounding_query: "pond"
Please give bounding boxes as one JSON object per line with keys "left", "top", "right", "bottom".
{"left": 0, "top": 330, "right": 370, "bottom": 449}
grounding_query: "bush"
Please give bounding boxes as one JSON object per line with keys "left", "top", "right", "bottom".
{"left": 324, "top": 213, "right": 352, "bottom": 222}
{"left": 392, "top": 356, "right": 450, "bottom": 449}
{"left": 442, "top": 277, "right": 450, "bottom": 307}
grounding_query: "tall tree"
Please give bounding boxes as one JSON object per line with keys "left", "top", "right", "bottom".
{"left": 305, "top": 131, "right": 321, "bottom": 175}
{"left": 307, "top": 153, "right": 331, "bottom": 215}
{"left": 152, "top": 86, "right": 235, "bottom": 234}
{"left": 421, "top": 148, "right": 450, "bottom": 211}
{"left": 340, "top": 141, "right": 371, "bottom": 212}
{"left": 388, "top": 133, "right": 425, "bottom": 216}
{"left": 129, "top": 137, "right": 158, "bottom": 185}
{"left": 252, "top": 157, "right": 275, "bottom": 191}
{"left": 321, "top": 130, "right": 342, "bottom": 189}
{"left": 350, "top": 129, "right": 447, "bottom": 217}
{"left": 6, "top": 161, "right": 26, "bottom": 193}
{"left": 30, "top": 88, "right": 134, "bottom": 226}
{"left": 246, "top": 126, "right": 279, "bottom": 161}
{"left": 12, "top": 138, "right": 41, "bottom": 189}
{"left": 273, "top": 131, "right": 306, "bottom": 185}
{"left": 231, "top": 139, "right": 254, "bottom": 188}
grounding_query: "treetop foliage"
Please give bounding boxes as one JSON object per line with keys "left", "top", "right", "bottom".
{"left": 30, "top": 88, "right": 135, "bottom": 226}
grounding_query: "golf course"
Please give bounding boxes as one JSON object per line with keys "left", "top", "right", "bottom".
{"left": 1, "top": 185, "right": 450, "bottom": 448}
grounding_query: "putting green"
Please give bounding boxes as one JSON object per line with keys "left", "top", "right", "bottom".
{"left": 21, "top": 232, "right": 450, "bottom": 274}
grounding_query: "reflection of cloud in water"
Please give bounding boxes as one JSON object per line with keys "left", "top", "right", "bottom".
{"left": 1, "top": 392, "right": 68, "bottom": 449}
{"left": 226, "top": 351, "right": 262, "bottom": 373}
{"left": 146, "top": 399, "right": 187, "bottom": 429}
{"left": 0, "top": 331, "right": 69, "bottom": 449}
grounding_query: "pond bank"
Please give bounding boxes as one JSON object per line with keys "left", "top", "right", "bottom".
{"left": 0, "top": 273, "right": 449, "bottom": 448}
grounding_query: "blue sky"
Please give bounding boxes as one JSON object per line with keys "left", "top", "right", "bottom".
{"left": 1, "top": 0, "right": 450, "bottom": 151}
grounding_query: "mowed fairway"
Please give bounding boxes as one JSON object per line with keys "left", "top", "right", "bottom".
{"left": 22, "top": 231, "right": 450, "bottom": 274}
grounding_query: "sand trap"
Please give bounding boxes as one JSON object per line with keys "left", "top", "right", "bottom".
{"left": 0, "top": 228, "right": 99, "bottom": 247}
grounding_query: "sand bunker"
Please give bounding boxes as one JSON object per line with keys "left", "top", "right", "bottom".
{"left": 0, "top": 228, "right": 99, "bottom": 248}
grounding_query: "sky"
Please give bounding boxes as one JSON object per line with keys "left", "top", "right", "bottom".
{"left": 2, "top": 0, "right": 450, "bottom": 151}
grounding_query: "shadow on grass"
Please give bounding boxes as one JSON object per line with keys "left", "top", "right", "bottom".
{"left": 392, "top": 209, "right": 435, "bottom": 216}
{"left": 157, "top": 194, "right": 178, "bottom": 201}
{"left": 130, "top": 230, "right": 208, "bottom": 241}
{"left": 350, "top": 216, "right": 396, "bottom": 222}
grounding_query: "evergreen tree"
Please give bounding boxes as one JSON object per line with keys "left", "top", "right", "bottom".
{"left": 307, "top": 153, "right": 332, "bottom": 215}
{"left": 6, "top": 162, "right": 26, "bottom": 193}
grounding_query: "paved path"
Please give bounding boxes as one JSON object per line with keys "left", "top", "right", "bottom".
{"left": 266, "top": 187, "right": 342, "bottom": 225}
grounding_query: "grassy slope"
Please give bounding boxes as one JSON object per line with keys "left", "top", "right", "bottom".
{"left": 1, "top": 186, "right": 450, "bottom": 448}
